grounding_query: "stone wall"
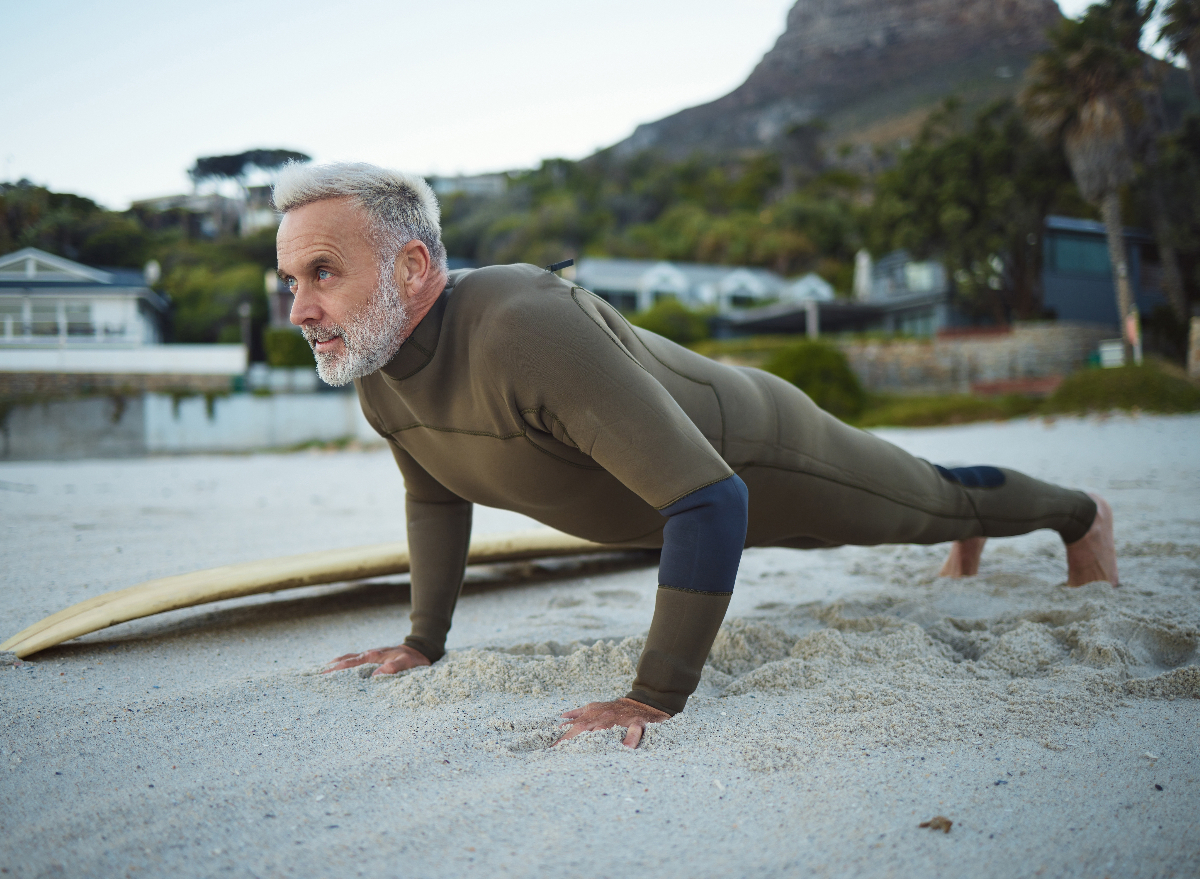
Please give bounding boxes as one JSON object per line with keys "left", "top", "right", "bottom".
{"left": 834, "top": 323, "right": 1114, "bottom": 396}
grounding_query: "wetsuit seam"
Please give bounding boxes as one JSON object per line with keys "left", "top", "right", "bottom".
{"left": 406, "top": 496, "right": 472, "bottom": 507}
{"left": 389, "top": 422, "right": 606, "bottom": 470}
{"left": 959, "top": 486, "right": 985, "bottom": 533}
{"left": 654, "top": 475, "right": 736, "bottom": 511}
{"left": 658, "top": 584, "right": 734, "bottom": 596}
{"left": 738, "top": 461, "right": 990, "bottom": 522}
{"left": 519, "top": 406, "right": 581, "bottom": 450}
{"left": 569, "top": 287, "right": 649, "bottom": 371}
{"left": 606, "top": 298, "right": 728, "bottom": 458}
{"left": 391, "top": 423, "right": 525, "bottom": 440}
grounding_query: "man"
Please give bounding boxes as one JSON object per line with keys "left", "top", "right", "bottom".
{"left": 275, "top": 163, "right": 1117, "bottom": 748}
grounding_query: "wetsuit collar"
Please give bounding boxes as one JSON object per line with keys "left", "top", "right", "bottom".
{"left": 380, "top": 274, "right": 458, "bottom": 381}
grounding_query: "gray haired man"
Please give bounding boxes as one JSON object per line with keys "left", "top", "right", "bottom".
{"left": 274, "top": 162, "right": 1118, "bottom": 747}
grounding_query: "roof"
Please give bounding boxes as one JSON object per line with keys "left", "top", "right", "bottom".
{"left": 575, "top": 257, "right": 786, "bottom": 294}
{"left": 1045, "top": 215, "right": 1152, "bottom": 241}
{"left": 0, "top": 247, "right": 168, "bottom": 310}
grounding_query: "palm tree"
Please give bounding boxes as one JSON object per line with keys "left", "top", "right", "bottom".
{"left": 1160, "top": 0, "right": 1200, "bottom": 99}
{"left": 1021, "top": 1, "right": 1151, "bottom": 360}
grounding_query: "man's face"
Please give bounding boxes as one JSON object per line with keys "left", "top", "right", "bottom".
{"left": 277, "top": 197, "right": 410, "bottom": 386}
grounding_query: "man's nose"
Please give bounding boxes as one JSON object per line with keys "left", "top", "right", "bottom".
{"left": 289, "top": 283, "right": 323, "bottom": 326}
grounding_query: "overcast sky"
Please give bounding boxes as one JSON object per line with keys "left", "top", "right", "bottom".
{"left": 3, "top": 0, "right": 1149, "bottom": 209}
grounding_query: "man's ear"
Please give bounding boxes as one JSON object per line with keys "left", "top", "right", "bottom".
{"left": 395, "top": 239, "right": 432, "bottom": 292}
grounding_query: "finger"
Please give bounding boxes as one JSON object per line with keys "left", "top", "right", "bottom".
{"left": 560, "top": 701, "right": 602, "bottom": 719}
{"left": 371, "top": 660, "right": 403, "bottom": 677}
{"left": 622, "top": 722, "right": 644, "bottom": 749}
{"left": 552, "top": 723, "right": 586, "bottom": 746}
{"left": 321, "top": 657, "right": 365, "bottom": 673}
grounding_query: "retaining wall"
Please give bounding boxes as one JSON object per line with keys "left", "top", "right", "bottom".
{"left": 0, "top": 392, "right": 379, "bottom": 460}
{"left": 836, "top": 323, "right": 1113, "bottom": 395}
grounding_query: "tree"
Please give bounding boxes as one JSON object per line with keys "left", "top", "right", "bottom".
{"left": 1130, "top": 55, "right": 1191, "bottom": 321}
{"left": 1160, "top": 0, "right": 1200, "bottom": 99}
{"left": 188, "top": 149, "right": 311, "bottom": 190}
{"left": 872, "top": 99, "right": 1080, "bottom": 322}
{"left": 1021, "top": 0, "right": 1152, "bottom": 359}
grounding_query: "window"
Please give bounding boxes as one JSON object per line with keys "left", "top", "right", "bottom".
{"left": 65, "top": 302, "right": 94, "bottom": 337}
{"left": 904, "top": 263, "right": 936, "bottom": 292}
{"left": 31, "top": 301, "right": 59, "bottom": 336}
{"left": 1046, "top": 234, "right": 1112, "bottom": 275}
{"left": 0, "top": 301, "right": 22, "bottom": 338}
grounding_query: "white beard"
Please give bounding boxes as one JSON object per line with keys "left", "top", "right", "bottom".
{"left": 301, "top": 270, "right": 411, "bottom": 387}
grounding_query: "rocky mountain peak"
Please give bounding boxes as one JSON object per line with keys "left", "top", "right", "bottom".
{"left": 616, "top": 0, "right": 1062, "bottom": 157}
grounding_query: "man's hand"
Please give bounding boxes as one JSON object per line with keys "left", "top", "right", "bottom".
{"left": 556, "top": 698, "right": 670, "bottom": 748}
{"left": 321, "top": 644, "right": 430, "bottom": 677}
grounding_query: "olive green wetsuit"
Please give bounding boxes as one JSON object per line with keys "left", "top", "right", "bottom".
{"left": 354, "top": 264, "right": 1096, "bottom": 714}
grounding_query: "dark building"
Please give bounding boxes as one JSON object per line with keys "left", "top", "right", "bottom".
{"left": 1041, "top": 216, "right": 1166, "bottom": 329}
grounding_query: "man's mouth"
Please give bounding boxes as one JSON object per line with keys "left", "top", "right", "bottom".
{"left": 312, "top": 336, "right": 344, "bottom": 354}
{"left": 303, "top": 326, "right": 346, "bottom": 355}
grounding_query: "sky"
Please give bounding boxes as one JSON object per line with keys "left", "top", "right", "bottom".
{"left": 2, "top": 0, "right": 1165, "bottom": 210}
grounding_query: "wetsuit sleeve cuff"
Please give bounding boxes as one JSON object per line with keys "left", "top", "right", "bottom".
{"left": 403, "top": 635, "right": 445, "bottom": 664}
{"left": 626, "top": 586, "right": 732, "bottom": 715}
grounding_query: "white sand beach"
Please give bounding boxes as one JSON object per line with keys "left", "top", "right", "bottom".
{"left": 2, "top": 414, "right": 1198, "bottom": 878}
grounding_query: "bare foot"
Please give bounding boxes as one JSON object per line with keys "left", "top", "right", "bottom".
{"left": 321, "top": 644, "right": 431, "bottom": 677}
{"left": 938, "top": 536, "right": 987, "bottom": 577}
{"left": 1066, "top": 493, "right": 1118, "bottom": 586}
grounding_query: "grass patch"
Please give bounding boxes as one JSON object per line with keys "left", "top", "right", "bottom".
{"left": 853, "top": 363, "right": 1200, "bottom": 427}
{"left": 854, "top": 394, "right": 1041, "bottom": 428}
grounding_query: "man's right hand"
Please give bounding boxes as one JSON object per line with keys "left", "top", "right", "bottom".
{"left": 321, "top": 644, "right": 431, "bottom": 677}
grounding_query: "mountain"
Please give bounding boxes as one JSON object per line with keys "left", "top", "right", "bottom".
{"left": 614, "top": 0, "right": 1063, "bottom": 158}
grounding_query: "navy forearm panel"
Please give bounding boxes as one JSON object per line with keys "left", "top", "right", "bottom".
{"left": 657, "top": 474, "right": 749, "bottom": 594}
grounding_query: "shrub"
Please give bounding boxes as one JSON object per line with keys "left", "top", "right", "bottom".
{"left": 629, "top": 298, "right": 711, "bottom": 345}
{"left": 1048, "top": 363, "right": 1200, "bottom": 414}
{"left": 263, "top": 327, "right": 315, "bottom": 367}
{"left": 763, "top": 340, "right": 866, "bottom": 419}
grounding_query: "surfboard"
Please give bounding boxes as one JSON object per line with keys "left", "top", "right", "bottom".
{"left": 1, "top": 530, "right": 615, "bottom": 659}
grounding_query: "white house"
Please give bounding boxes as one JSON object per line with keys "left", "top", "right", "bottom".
{"left": 0, "top": 248, "right": 167, "bottom": 345}
{"left": 780, "top": 272, "right": 835, "bottom": 303}
{"left": 574, "top": 258, "right": 793, "bottom": 314}
{"left": 0, "top": 248, "right": 245, "bottom": 377}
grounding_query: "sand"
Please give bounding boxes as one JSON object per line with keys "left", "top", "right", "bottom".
{"left": 2, "top": 414, "right": 1198, "bottom": 878}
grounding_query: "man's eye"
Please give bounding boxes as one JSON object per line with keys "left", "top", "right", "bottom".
{"left": 317, "top": 269, "right": 332, "bottom": 280}
{"left": 286, "top": 277, "right": 297, "bottom": 291}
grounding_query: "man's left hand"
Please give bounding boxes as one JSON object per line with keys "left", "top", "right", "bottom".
{"left": 556, "top": 698, "right": 670, "bottom": 748}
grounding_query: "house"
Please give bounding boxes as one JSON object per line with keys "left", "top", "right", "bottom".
{"left": 574, "top": 258, "right": 789, "bottom": 314}
{"left": 0, "top": 248, "right": 245, "bottom": 395}
{"left": 1041, "top": 215, "right": 1166, "bottom": 327}
{"left": 0, "top": 248, "right": 167, "bottom": 345}
{"left": 861, "top": 250, "right": 953, "bottom": 336}
{"left": 129, "top": 192, "right": 240, "bottom": 239}
{"left": 723, "top": 250, "right": 948, "bottom": 337}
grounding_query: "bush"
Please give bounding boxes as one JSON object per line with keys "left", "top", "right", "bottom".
{"left": 628, "top": 298, "right": 711, "bottom": 345}
{"left": 763, "top": 340, "right": 866, "bottom": 419}
{"left": 1048, "top": 363, "right": 1200, "bottom": 414}
{"left": 263, "top": 327, "right": 315, "bottom": 367}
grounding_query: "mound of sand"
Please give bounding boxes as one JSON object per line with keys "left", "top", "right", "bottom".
{"left": 312, "top": 562, "right": 1199, "bottom": 768}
